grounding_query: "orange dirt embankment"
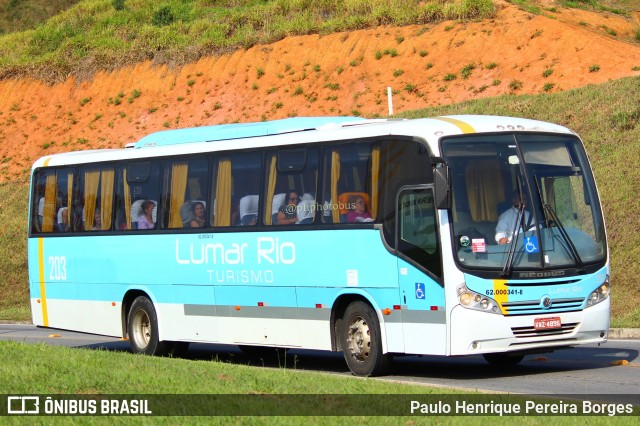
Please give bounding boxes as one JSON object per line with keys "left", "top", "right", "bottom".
{"left": 0, "top": 1, "right": 639, "bottom": 182}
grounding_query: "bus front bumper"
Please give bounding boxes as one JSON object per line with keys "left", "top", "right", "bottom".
{"left": 448, "top": 298, "right": 610, "bottom": 356}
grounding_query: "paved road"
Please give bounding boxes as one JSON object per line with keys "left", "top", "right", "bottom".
{"left": 1, "top": 324, "right": 639, "bottom": 405}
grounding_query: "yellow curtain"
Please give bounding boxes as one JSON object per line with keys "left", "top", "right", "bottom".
{"left": 100, "top": 169, "right": 114, "bottom": 231}
{"left": 42, "top": 174, "right": 57, "bottom": 232}
{"left": 169, "top": 162, "right": 189, "bottom": 228}
{"left": 84, "top": 170, "right": 100, "bottom": 230}
{"left": 214, "top": 159, "right": 231, "bottom": 226}
{"left": 331, "top": 150, "right": 341, "bottom": 223}
{"left": 370, "top": 146, "right": 380, "bottom": 220}
{"left": 66, "top": 172, "right": 73, "bottom": 229}
{"left": 465, "top": 159, "right": 504, "bottom": 222}
{"left": 123, "top": 169, "right": 132, "bottom": 230}
{"left": 265, "top": 155, "right": 277, "bottom": 225}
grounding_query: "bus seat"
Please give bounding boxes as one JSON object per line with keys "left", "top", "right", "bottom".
{"left": 338, "top": 192, "right": 369, "bottom": 223}
{"left": 239, "top": 195, "right": 259, "bottom": 225}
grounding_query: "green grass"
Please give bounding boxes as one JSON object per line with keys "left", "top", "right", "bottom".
{"left": 0, "top": 0, "right": 497, "bottom": 83}
{"left": 0, "top": 0, "right": 80, "bottom": 35}
{"left": 398, "top": 76, "right": 640, "bottom": 326}
{"left": 1, "top": 340, "right": 638, "bottom": 423}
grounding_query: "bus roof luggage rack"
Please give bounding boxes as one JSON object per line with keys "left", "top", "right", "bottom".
{"left": 130, "top": 116, "right": 374, "bottom": 149}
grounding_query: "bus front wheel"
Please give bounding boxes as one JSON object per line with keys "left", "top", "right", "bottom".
{"left": 340, "top": 301, "right": 390, "bottom": 376}
{"left": 128, "top": 296, "right": 168, "bottom": 356}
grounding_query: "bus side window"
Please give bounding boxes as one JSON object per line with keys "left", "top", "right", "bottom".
{"left": 264, "top": 148, "right": 318, "bottom": 226}
{"left": 397, "top": 188, "right": 442, "bottom": 279}
{"left": 320, "top": 144, "right": 373, "bottom": 224}
{"left": 212, "top": 151, "right": 262, "bottom": 227}
{"left": 162, "top": 158, "right": 210, "bottom": 229}
{"left": 115, "top": 162, "right": 160, "bottom": 231}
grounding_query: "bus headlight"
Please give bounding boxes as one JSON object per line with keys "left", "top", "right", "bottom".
{"left": 586, "top": 276, "right": 610, "bottom": 307}
{"left": 457, "top": 284, "right": 502, "bottom": 315}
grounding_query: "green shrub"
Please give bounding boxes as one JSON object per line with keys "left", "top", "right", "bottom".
{"left": 152, "top": 6, "right": 174, "bottom": 27}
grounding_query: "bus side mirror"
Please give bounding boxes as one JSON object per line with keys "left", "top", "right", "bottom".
{"left": 434, "top": 164, "right": 451, "bottom": 210}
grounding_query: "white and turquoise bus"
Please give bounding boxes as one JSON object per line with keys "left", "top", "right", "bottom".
{"left": 28, "top": 115, "right": 610, "bottom": 376}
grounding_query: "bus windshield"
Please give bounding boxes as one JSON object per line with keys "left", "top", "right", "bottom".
{"left": 442, "top": 133, "right": 606, "bottom": 274}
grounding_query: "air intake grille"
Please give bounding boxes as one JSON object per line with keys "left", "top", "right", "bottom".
{"left": 501, "top": 297, "right": 585, "bottom": 316}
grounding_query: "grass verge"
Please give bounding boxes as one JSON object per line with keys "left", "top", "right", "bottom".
{"left": 1, "top": 340, "right": 638, "bottom": 424}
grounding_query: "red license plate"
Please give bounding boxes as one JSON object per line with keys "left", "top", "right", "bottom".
{"left": 534, "top": 317, "right": 562, "bottom": 330}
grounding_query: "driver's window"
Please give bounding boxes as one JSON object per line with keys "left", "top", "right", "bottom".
{"left": 398, "top": 188, "right": 441, "bottom": 278}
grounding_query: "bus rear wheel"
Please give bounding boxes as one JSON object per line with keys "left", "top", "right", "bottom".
{"left": 340, "top": 301, "right": 390, "bottom": 376}
{"left": 128, "top": 296, "right": 170, "bottom": 356}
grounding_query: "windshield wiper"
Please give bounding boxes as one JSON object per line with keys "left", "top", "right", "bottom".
{"left": 501, "top": 203, "right": 524, "bottom": 277}
{"left": 543, "top": 203, "right": 585, "bottom": 272}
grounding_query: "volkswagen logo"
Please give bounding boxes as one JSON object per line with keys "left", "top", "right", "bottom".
{"left": 541, "top": 296, "right": 552, "bottom": 309}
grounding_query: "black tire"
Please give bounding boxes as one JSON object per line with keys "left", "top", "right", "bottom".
{"left": 483, "top": 353, "right": 525, "bottom": 366}
{"left": 340, "top": 301, "right": 390, "bottom": 376}
{"left": 127, "top": 296, "right": 168, "bottom": 356}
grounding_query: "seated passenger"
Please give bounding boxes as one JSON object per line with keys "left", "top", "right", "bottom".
{"left": 190, "top": 201, "right": 206, "bottom": 228}
{"left": 276, "top": 190, "right": 300, "bottom": 225}
{"left": 495, "top": 191, "right": 530, "bottom": 244}
{"left": 137, "top": 200, "right": 156, "bottom": 230}
{"left": 347, "top": 195, "right": 373, "bottom": 223}
{"left": 296, "top": 198, "right": 315, "bottom": 224}
{"left": 91, "top": 208, "right": 102, "bottom": 230}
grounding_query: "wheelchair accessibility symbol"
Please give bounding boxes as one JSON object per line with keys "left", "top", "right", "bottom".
{"left": 415, "top": 283, "right": 425, "bottom": 300}
{"left": 524, "top": 236, "right": 539, "bottom": 254}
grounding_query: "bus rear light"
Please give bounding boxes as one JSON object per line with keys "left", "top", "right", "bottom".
{"left": 257, "top": 302, "right": 269, "bottom": 307}
{"left": 393, "top": 305, "right": 401, "bottom": 310}
{"left": 315, "top": 304, "right": 325, "bottom": 308}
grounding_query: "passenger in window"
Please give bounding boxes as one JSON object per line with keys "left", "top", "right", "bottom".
{"left": 138, "top": 200, "right": 156, "bottom": 230}
{"left": 296, "top": 198, "right": 315, "bottom": 224}
{"left": 277, "top": 190, "right": 300, "bottom": 225}
{"left": 57, "top": 207, "right": 69, "bottom": 232}
{"left": 495, "top": 191, "right": 530, "bottom": 244}
{"left": 190, "top": 201, "right": 206, "bottom": 228}
{"left": 347, "top": 195, "right": 373, "bottom": 223}
{"left": 92, "top": 208, "right": 102, "bottom": 231}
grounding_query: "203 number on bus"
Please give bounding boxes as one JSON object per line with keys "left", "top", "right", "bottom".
{"left": 49, "top": 256, "right": 67, "bottom": 281}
